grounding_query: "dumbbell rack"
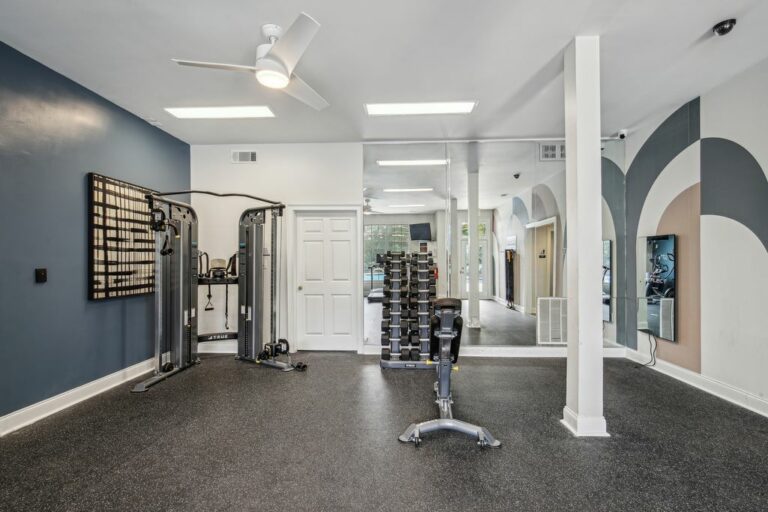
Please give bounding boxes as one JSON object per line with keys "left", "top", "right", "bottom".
{"left": 380, "top": 250, "right": 434, "bottom": 369}
{"left": 411, "top": 251, "right": 436, "bottom": 360}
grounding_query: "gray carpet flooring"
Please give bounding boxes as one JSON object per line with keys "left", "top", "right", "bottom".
{"left": 1, "top": 354, "right": 767, "bottom": 511}
{"left": 461, "top": 299, "right": 537, "bottom": 346}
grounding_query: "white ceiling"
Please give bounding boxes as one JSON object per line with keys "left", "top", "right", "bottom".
{"left": 2, "top": 0, "right": 768, "bottom": 144}
{"left": 363, "top": 141, "right": 582, "bottom": 214}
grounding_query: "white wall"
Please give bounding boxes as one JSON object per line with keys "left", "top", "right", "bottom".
{"left": 191, "top": 143, "right": 363, "bottom": 348}
{"left": 699, "top": 59, "right": 768, "bottom": 404}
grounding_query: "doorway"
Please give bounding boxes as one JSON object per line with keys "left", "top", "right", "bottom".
{"left": 293, "top": 210, "right": 360, "bottom": 351}
{"left": 526, "top": 217, "right": 557, "bottom": 315}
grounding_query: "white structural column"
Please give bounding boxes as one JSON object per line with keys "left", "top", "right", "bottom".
{"left": 435, "top": 209, "right": 448, "bottom": 296}
{"left": 449, "top": 197, "right": 460, "bottom": 297}
{"left": 561, "top": 36, "right": 608, "bottom": 437}
{"left": 467, "top": 142, "right": 480, "bottom": 327}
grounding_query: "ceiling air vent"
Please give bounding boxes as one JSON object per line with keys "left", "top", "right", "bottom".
{"left": 232, "top": 151, "right": 257, "bottom": 163}
{"left": 539, "top": 143, "right": 565, "bottom": 161}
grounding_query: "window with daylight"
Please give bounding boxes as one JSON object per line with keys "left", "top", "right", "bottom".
{"left": 363, "top": 224, "right": 410, "bottom": 271}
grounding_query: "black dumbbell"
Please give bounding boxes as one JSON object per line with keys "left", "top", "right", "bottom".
{"left": 400, "top": 347, "right": 410, "bottom": 360}
{"left": 382, "top": 348, "right": 391, "bottom": 360}
{"left": 410, "top": 348, "right": 420, "bottom": 361}
{"left": 382, "top": 307, "right": 390, "bottom": 319}
{"left": 381, "top": 332, "right": 390, "bottom": 345}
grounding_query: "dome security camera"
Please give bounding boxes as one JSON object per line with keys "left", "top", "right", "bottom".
{"left": 513, "top": 173, "right": 521, "bottom": 179}
{"left": 713, "top": 19, "right": 737, "bottom": 37}
{"left": 618, "top": 129, "right": 628, "bottom": 140}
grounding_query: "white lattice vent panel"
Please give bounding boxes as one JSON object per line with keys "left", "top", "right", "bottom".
{"left": 537, "top": 297, "right": 567, "bottom": 345}
{"left": 660, "top": 298, "right": 675, "bottom": 341}
{"left": 232, "top": 150, "right": 258, "bottom": 163}
{"left": 539, "top": 143, "right": 566, "bottom": 161}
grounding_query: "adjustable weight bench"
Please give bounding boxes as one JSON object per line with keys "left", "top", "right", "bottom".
{"left": 399, "top": 298, "right": 501, "bottom": 447}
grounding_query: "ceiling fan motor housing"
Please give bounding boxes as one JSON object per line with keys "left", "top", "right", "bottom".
{"left": 261, "top": 23, "right": 283, "bottom": 42}
{"left": 256, "top": 43, "right": 274, "bottom": 61}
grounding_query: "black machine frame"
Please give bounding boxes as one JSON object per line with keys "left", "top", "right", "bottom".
{"left": 131, "top": 190, "right": 299, "bottom": 392}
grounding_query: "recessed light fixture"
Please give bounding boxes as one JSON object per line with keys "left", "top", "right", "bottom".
{"left": 388, "top": 204, "right": 425, "bottom": 208}
{"left": 365, "top": 102, "right": 476, "bottom": 116}
{"left": 165, "top": 106, "right": 275, "bottom": 119}
{"left": 377, "top": 159, "right": 449, "bottom": 167}
{"left": 383, "top": 188, "right": 434, "bottom": 193}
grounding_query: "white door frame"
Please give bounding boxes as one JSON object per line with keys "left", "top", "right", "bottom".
{"left": 285, "top": 205, "right": 364, "bottom": 353}
{"left": 525, "top": 216, "right": 558, "bottom": 313}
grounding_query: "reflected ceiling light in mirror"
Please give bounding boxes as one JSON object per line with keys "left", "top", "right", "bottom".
{"left": 376, "top": 159, "right": 448, "bottom": 167}
{"left": 365, "top": 102, "right": 476, "bottom": 116}
{"left": 388, "top": 204, "right": 425, "bottom": 208}
{"left": 383, "top": 188, "right": 434, "bottom": 193}
{"left": 165, "top": 106, "right": 275, "bottom": 118}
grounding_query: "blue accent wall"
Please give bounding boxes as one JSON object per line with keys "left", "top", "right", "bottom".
{"left": 0, "top": 42, "right": 189, "bottom": 416}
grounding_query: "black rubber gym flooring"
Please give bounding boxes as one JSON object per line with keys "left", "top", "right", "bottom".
{"left": 1, "top": 354, "right": 767, "bottom": 511}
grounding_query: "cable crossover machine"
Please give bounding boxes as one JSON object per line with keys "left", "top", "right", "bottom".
{"left": 132, "top": 190, "right": 304, "bottom": 393}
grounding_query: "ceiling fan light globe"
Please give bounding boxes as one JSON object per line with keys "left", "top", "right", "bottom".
{"left": 256, "top": 69, "right": 290, "bottom": 89}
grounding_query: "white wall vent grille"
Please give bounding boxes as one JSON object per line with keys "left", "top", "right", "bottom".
{"left": 539, "top": 143, "right": 566, "bottom": 161}
{"left": 660, "top": 298, "right": 675, "bottom": 340}
{"left": 232, "top": 151, "right": 257, "bottom": 163}
{"left": 537, "top": 297, "right": 567, "bottom": 345}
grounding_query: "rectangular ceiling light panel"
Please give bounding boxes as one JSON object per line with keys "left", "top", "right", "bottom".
{"left": 165, "top": 106, "right": 275, "bottom": 119}
{"left": 382, "top": 188, "right": 434, "bottom": 193}
{"left": 388, "top": 204, "right": 425, "bottom": 208}
{"left": 377, "top": 159, "right": 449, "bottom": 167}
{"left": 366, "top": 101, "right": 476, "bottom": 116}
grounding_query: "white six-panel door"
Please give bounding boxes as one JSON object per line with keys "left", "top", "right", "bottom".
{"left": 295, "top": 211, "right": 357, "bottom": 351}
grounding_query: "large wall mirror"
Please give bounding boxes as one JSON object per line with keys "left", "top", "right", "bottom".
{"left": 602, "top": 240, "right": 612, "bottom": 322}
{"left": 637, "top": 234, "right": 676, "bottom": 341}
{"left": 363, "top": 140, "right": 626, "bottom": 349}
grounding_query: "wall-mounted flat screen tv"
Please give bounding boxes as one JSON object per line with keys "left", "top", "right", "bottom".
{"left": 409, "top": 223, "right": 432, "bottom": 241}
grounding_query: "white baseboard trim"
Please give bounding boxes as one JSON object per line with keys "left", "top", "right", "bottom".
{"left": 359, "top": 345, "right": 381, "bottom": 355}
{"left": 560, "top": 406, "right": 610, "bottom": 437}
{"left": 0, "top": 358, "right": 153, "bottom": 437}
{"left": 492, "top": 296, "right": 508, "bottom": 307}
{"left": 360, "top": 344, "right": 625, "bottom": 358}
{"left": 625, "top": 349, "right": 768, "bottom": 419}
{"left": 463, "top": 345, "right": 566, "bottom": 357}
{"left": 197, "top": 341, "right": 237, "bottom": 354}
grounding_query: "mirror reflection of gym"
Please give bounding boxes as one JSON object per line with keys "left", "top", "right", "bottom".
{"left": 637, "top": 235, "right": 676, "bottom": 342}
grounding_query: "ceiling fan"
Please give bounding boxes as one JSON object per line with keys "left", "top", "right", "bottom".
{"left": 363, "top": 198, "right": 379, "bottom": 215}
{"left": 172, "top": 12, "right": 329, "bottom": 111}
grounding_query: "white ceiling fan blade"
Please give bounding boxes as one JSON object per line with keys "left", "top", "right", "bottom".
{"left": 172, "top": 59, "right": 256, "bottom": 73}
{"left": 282, "top": 74, "right": 329, "bottom": 111}
{"left": 267, "top": 12, "right": 320, "bottom": 75}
